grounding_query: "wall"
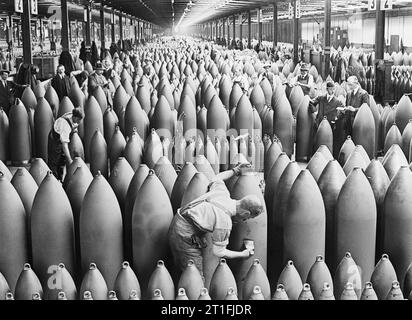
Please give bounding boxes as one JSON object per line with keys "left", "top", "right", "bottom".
{"left": 300, "top": 10, "right": 412, "bottom": 49}
{"left": 196, "top": 8, "right": 412, "bottom": 52}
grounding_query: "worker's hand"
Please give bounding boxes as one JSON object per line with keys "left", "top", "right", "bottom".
{"left": 235, "top": 162, "right": 251, "bottom": 169}
{"left": 232, "top": 162, "right": 251, "bottom": 176}
{"left": 242, "top": 248, "right": 254, "bottom": 258}
{"left": 346, "top": 106, "right": 356, "bottom": 112}
{"left": 67, "top": 157, "right": 73, "bottom": 165}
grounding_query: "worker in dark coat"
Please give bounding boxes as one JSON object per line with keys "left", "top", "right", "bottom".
{"left": 88, "top": 61, "right": 112, "bottom": 107}
{"left": 309, "top": 81, "right": 345, "bottom": 157}
{"left": 0, "top": 65, "right": 28, "bottom": 114}
{"left": 59, "top": 51, "right": 76, "bottom": 76}
{"left": 334, "top": 50, "right": 347, "bottom": 84}
{"left": 344, "top": 75, "right": 370, "bottom": 137}
{"left": 88, "top": 61, "right": 109, "bottom": 92}
{"left": 309, "top": 81, "right": 345, "bottom": 128}
{"left": 51, "top": 64, "right": 72, "bottom": 101}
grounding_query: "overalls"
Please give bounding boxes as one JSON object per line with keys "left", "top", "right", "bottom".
{"left": 47, "top": 114, "right": 73, "bottom": 180}
{"left": 297, "top": 74, "right": 310, "bottom": 95}
{"left": 168, "top": 196, "right": 233, "bottom": 275}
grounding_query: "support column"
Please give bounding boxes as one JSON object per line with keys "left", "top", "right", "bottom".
{"left": 273, "top": 2, "right": 278, "bottom": 49}
{"left": 135, "top": 20, "right": 138, "bottom": 43}
{"left": 85, "top": 4, "right": 91, "bottom": 47}
{"left": 232, "top": 14, "right": 236, "bottom": 44}
{"left": 210, "top": 21, "right": 213, "bottom": 40}
{"left": 239, "top": 14, "right": 243, "bottom": 43}
{"left": 6, "top": 14, "right": 12, "bottom": 50}
{"left": 258, "top": 9, "right": 262, "bottom": 45}
{"left": 39, "top": 18, "right": 43, "bottom": 45}
{"left": 248, "top": 11, "right": 252, "bottom": 49}
{"left": 119, "top": 13, "right": 123, "bottom": 48}
{"left": 215, "top": 20, "right": 218, "bottom": 42}
{"left": 22, "top": 0, "right": 32, "bottom": 64}
{"left": 227, "top": 18, "right": 230, "bottom": 44}
{"left": 77, "top": 21, "right": 80, "bottom": 43}
{"left": 375, "top": 0, "right": 385, "bottom": 60}
{"left": 324, "top": 0, "right": 331, "bottom": 79}
{"left": 293, "top": 0, "right": 299, "bottom": 65}
{"left": 223, "top": 18, "right": 226, "bottom": 45}
{"left": 100, "top": 1, "right": 105, "bottom": 51}
{"left": 111, "top": 9, "right": 115, "bottom": 43}
{"left": 375, "top": 0, "right": 393, "bottom": 104}
{"left": 61, "top": 0, "right": 70, "bottom": 51}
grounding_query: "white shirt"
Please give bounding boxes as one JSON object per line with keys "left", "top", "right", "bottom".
{"left": 53, "top": 113, "right": 74, "bottom": 143}
{"left": 327, "top": 94, "right": 334, "bottom": 102}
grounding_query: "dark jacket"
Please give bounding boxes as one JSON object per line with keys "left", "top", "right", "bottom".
{"left": 14, "top": 63, "right": 37, "bottom": 97}
{"left": 344, "top": 87, "right": 370, "bottom": 137}
{"left": 346, "top": 87, "right": 370, "bottom": 110}
{"left": 51, "top": 74, "right": 71, "bottom": 101}
{"left": 59, "top": 51, "right": 75, "bottom": 76}
{"left": 310, "top": 94, "right": 344, "bottom": 127}
{"left": 0, "top": 80, "right": 19, "bottom": 113}
{"left": 79, "top": 41, "right": 87, "bottom": 64}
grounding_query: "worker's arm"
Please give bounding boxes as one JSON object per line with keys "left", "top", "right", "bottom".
{"left": 70, "top": 70, "right": 82, "bottom": 76}
{"left": 307, "top": 75, "right": 314, "bottom": 87}
{"left": 297, "top": 81, "right": 311, "bottom": 89}
{"left": 61, "top": 141, "right": 73, "bottom": 164}
{"left": 212, "top": 244, "right": 252, "bottom": 259}
{"left": 212, "top": 162, "right": 251, "bottom": 182}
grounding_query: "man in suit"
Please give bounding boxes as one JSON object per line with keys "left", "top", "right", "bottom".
{"left": 51, "top": 64, "right": 71, "bottom": 101}
{"left": 344, "top": 75, "right": 370, "bottom": 136}
{"left": 0, "top": 66, "right": 28, "bottom": 114}
{"left": 88, "top": 61, "right": 109, "bottom": 93}
{"left": 310, "top": 81, "right": 345, "bottom": 157}
{"left": 310, "top": 81, "right": 344, "bottom": 128}
{"left": 88, "top": 61, "right": 113, "bottom": 107}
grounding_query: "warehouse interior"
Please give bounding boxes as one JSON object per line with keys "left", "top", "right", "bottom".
{"left": 0, "top": 0, "right": 411, "bottom": 302}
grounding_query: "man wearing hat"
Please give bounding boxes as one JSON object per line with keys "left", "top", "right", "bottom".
{"left": 309, "top": 81, "right": 345, "bottom": 157}
{"left": 143, "top": 58, "right": 155, "bottom": 82}
{"left": 88, "top": 60, "right": 109, "bottom": 94}
{"left": 51, "top": 64, "right": 72, "bottom": 101}
{"left": 0, "top": 65, "right": 28, "bottom": 114}
{"left": 293, "top": 63, "right": 314, "bottom": 95}
{"left": 233, "top": 64, "right": 249, "bottom": 93}
{"left": 259, "top": 61, "right": 274, "bottom": 85}
{"left": 310, "top": 81, "right": 344, "bottom": 127}
{"left": 344, "top": 75, "right": 370, "bottom": 136}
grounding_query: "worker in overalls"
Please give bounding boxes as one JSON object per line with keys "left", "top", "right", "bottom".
{"left": 293, "top": 63, "right": 314, "bottom": 95}
{"left": 168, "top": 162, "right": 264, "bottom": 275}
{"left": 47, "top": 107, "right": 84, "bottom": 181}
{"left": 259, "top": 61, "right": 275, "bottom": 85}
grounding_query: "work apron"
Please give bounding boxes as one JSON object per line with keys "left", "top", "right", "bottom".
{"left": 298, "top": 75, "right": 310, "bottom": 95}
{"left": 169, "top": 197, "right": 232, "bottom": 275}
{"left": 47, "top": 116, "right": 73, "bottom": 179}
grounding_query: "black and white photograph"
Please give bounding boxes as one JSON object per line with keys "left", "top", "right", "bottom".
{"left": 0, "top": 0, "right": 411, "bottom": 316}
